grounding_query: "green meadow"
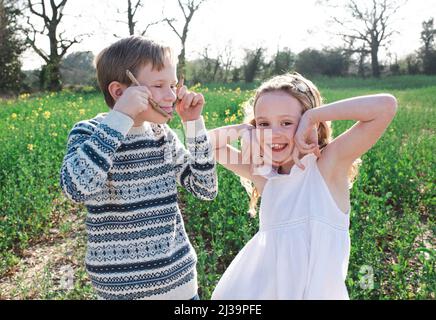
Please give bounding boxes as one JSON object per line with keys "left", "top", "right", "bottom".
{"left": 0, "top": 75, "right": 434, "bottom": 299}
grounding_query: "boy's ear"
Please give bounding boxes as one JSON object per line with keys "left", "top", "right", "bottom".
{"left": 108, "top": 81, "right": 127, "bottom": 102}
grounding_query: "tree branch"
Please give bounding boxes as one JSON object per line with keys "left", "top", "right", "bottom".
{"left": 165, "top": 18, "right": 182, "bottom": 40}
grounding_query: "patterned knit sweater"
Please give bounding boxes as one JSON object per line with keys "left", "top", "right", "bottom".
{"left": 59, "top": 110, "right": 217, "bottom": 300}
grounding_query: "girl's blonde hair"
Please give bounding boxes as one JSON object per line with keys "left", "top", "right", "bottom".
{"left": 241, "top": 72, "right": 361, "bottom": 217}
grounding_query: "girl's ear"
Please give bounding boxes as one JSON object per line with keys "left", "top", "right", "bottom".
{"left": 108, "top": 81, "right": 127, "bottom": 102}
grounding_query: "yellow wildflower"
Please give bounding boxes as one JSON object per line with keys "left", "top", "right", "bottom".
{"left": 43, "top": 111, "right": 51, "bottom": 119}
{"left": 11, "top": 113, "right": 17, "bottom": 120}
{"left": 27, "top": 144, "right": 34, "bottom": 151}
{"left": 79, "top": 109, "right": 85, "bottom": 115}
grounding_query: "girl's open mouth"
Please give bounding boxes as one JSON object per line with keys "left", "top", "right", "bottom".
{"left": 270, "top": 143, "right": 288, "bottom": 152}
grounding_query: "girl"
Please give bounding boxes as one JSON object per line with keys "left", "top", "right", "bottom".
{"left": 209, "top": 73, "right": 397, "bottom": 300}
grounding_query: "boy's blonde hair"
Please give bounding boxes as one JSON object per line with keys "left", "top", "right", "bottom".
{"left": 242, "top": 72, "right": 361, "bottom": 217}
{"left": 95, "top": 36, "right": 173, "bottom": 107}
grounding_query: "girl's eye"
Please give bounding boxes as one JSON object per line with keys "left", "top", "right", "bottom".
{"left": 283, "top": 122, "right": 294, "bottom": 126}
{"left": 258, "top": 123, "right": 269, "bottom": 127}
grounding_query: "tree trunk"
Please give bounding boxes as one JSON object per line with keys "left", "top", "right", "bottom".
{"left": 128, "top": 0, "right": 134, "bottom": 35}
{"left": 178, "top": 46, "right": 186, "bottom": 76}
{"left": 47, "top": 61, "right": 62, "bottom": 91}
{"left": 371, "top": 45, "right": 380, "bottom": 78}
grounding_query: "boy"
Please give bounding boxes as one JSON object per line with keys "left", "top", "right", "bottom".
{"left": 59, "top": 36, "right": 217, "bottom": 300}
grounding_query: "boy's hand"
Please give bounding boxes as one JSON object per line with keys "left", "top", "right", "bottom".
{"left": 113, "top": 86, "right": 152, "bottom": 120}
{"left": 175, "top": 85, "right": 205, "bottom": 122}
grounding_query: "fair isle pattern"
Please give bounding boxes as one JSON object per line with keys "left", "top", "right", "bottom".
{"left": 60, "top": 111, "right": 217, "bottom": 300}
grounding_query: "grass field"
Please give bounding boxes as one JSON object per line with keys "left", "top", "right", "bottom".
{"left": 0, "top": 75, "right": 434, "bottom": 299}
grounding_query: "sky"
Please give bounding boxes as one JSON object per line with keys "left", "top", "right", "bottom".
{"left": 20, "top": 0, "right": 436, "bottom": 70}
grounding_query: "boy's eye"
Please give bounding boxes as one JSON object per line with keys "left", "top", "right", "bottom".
{"left": 153, "top": 85, "right": 162, "bottom": 88}
{"left": 283, "top": 121, "right": 294, "bottom": 126}
{"left": 257, "top": 123, "right": 269, "bottom": 127}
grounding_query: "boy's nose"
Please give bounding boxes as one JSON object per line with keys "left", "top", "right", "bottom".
{"left": 163, "top": 88, "right": 177, "bottom": 102}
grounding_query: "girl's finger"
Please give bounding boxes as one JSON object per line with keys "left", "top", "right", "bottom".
{"left": 295, "top": 138, "right": 314, "bottom": 151}
{"left": 292, "top": 146, "right": 305, "bottom": 170}
{"left": 299, "top": 142, "right": 316, "bottom": 151}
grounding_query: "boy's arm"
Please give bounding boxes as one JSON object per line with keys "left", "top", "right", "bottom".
{"left": 168, "top": 116, "right": 218, "bottom": 201}
{"left": 59, "top": 111, "right": 134, "bottom": 203}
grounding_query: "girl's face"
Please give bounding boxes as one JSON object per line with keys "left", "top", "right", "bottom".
{"left": 254, "top": 91, "right": 302, "bottom": 167}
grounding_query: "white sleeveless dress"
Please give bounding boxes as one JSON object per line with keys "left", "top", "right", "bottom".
{"left": 211, "top": 153, "right": 351, "bottom": 300}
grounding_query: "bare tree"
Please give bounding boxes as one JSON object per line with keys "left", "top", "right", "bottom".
{"left": 420, "top": 18, "right": 436, "bottom": 75}
{"left": 219, "top": 42, "right": 234, "bottom": 83}
{"left": 114, "top": 0, "right": 164, "bottom": 37}
{"left": 200, "top": 47, "right": 220, "bottom": 81}
{"left": 22, "top": 0, "right": 84, "bottom": 91}
{"left": 242, "top": 47, "right": 266, "bottom": 83}
{"left": 165, "top": 0, "right": 207, "bottom": 76}
{"left": 420, "top": 18, "right": 435, "bottom": 54}
{"left": 0, "top": 0, "right": 25, "bottom": 94}
{"left": 325, "top": 0, "right": 404, "bottom": 78}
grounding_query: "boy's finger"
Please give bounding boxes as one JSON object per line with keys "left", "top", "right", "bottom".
{"left": 191, "top": 94, "right": 204, "bottom": 107}
{"left": 176, "top": 76, "right": 185, "bottom": 91}
{"left": 132, "top": 84, "right": 151, "bottom": 96}
{"left": 141, "top": 86, "right": 152, "bottom": 97}
{"left": 183, "top": 93, "right": 195, "bottom": 110}
{"left": 177, "top": 86, "right": 187, "bottom": 100}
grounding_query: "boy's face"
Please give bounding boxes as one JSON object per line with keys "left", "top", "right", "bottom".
{"left": 133, "top": 56, "right": 178, "bottom": 124}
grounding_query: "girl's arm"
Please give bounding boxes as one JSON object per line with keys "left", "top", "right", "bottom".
{"left": 208, "top": 124, "right": 264, "bottom": 182}
{"left": 296, "top": 94, "right": 397, "bottom": 173}
{"left": 208, "top": 123, "right": 252, "bottom": 149}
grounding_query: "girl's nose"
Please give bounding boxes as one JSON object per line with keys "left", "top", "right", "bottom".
{"left": 271, "top": 127, "right": 286, "bottom": 138}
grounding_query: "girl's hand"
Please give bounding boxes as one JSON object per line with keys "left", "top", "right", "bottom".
{"left": 176, "top": 84, "right": 205, "bottom": 122}
{"left": 292, "top": 113, "right": 321, "bottom": 170}
{"left": 240, "top": 124, "right": 264, "bottom": 168}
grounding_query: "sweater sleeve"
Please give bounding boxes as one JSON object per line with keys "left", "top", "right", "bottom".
{"left": 59, "top": 111, "right": 134, "bottom": 204}
{"left": 167, "top": 116, "right": 218, "bottom": 201}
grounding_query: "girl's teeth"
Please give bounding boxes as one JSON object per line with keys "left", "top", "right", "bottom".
{"left": 271, "top": 144, "right": 286, "bottom": 151}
